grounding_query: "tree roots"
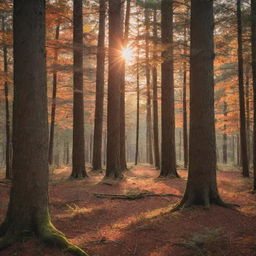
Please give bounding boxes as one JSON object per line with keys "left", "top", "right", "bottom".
{"left": 0, "top": 216, "right": 89, "bottom": 256}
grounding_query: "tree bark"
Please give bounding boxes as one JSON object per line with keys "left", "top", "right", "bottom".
{"left": 0, "top": 1, "right": 88, "bottom": 255}
{"left": 174, "top": 0, "right": 228, "bottom": 209}
{"left": 183, "top": 16, "right": 188, "bottom": 169}
{"left": 105, "top": 0, "right": 123, "bottom": 179}
{"left": 251, "top": 0, "right": 256, "bottom": 189}
{"left": 135, "top": 12, "right": 140, "bottom": 166}
{"left": 223, "top": 101, "right": 228, "bottom": 164}
{"left": 48, "top": 25, "right": 60, "bottom": 166}
{"left": 72, "top": 0, "right": 87, "bottom": 178}
{"left": 145, "top": 7, "right": 153, "bottom": 165}
{"left": 159, "top": 0, "right": 178, "bottom": 177}
{"left": 119, "top": 0, "right": 131, "bottom": 171}
{"left": 237, "top": 0, "right": 249, "bottom": 177}
{"left": 2, "top": 15, "right": 12, "bottom": 179}
{"left": 92, "top": 0, "right": 106, "bottom": 171}
{"left": 152, "top": 8, "right": 160, "bottom": 170}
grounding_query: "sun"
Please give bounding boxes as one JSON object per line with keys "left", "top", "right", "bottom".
{"left": 121, "top": 47, "right": 133, "bottom": 61}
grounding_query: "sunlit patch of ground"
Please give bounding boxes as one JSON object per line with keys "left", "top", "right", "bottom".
{"left": 0, "top": 164, "right": 255, "bottom": 256}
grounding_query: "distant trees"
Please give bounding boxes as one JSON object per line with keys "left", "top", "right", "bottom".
{"left": 72, "top": 0, "right": 87, "bottom": 178}
{"left": 0, "top": 1, "right": 88, "bottom": 255}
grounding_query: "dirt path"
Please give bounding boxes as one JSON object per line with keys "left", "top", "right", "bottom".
{"left": 0, "top": 165, "right": 255, "bottom": 256}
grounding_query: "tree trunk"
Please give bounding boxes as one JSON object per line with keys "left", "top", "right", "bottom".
{"left": 2, "top": 15, "right": 12, "bottom": 179}
{"left": 120, "top": 0, "right": 131, "bottom": 171}
{"left": 183, "top": 16, "right": 188, "bottom": 169}
{"left": 135, "top": 12, "right": 140, "bottom": 166}
{"left": 251, "top": 0, "right": 256, "bottom": 189}
{"left": 92, "top": 0, "right": 106, "bottom": 171}
{"left": 105, "top": 0, "right": 123, "bottom": 179}
{"left": 0, "top": 2, "right": 87, "bottom": 255}
{"left": 72, "top": 0, "right": 87, "bottom": 178}
{"left": 245, "top": 66, "right": 251, "bottom": 166}
{"left": 223, "top": 101, "right": 228, "bottom": 164}
{"left": 159, "top": 0, "right": 178, "bottom": 177}
{"left": 174, "top": 0, "right": 227, "bottom": 209}
{"left": 237, "top": 0, "right": 249, "bottom": 177}
{"left": 48, "top": 25, "right": 60, "bottom": 166}
{"left": 152, "top": 8, "right": 160, "bottom": 170}
{"left": 145, "top": 7, "right": 153, "bottom": 165}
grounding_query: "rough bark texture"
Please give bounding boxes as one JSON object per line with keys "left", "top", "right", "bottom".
{"left": 92, "top": 0, "right": 106, "bottom": 171}
{"left": 174, "top": 0, "right": 227, "bottom": 209}
{"left": 72, "top": 0, "right": 87, "bottom": 178}
{"left": 145, "top": 7, "right": 153, "bottom": 165}
{"left": 0, "top": 1, "right": 88, "bottom": 255}
{"left": 237, "top": 0, "right": 249, "bottom": 177}
{"left": 251, "top": 0, "right": 256, "bottom": 190}
{"left": 105, "top": 0, "right": 123, "bottom": 179}
{"left": 2, "top": 15, "right": 12, "bottom": 179}
{"left": 48, "top": 25, "right": 60, "bottom": 166}
{"left": 160, "top": 0, "right": 178, "bottom": 177}
{"left": 152, "top": 8, "right": 160, "bottom": 169}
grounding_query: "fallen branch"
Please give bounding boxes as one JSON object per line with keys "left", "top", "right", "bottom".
{"left": 94, "top": 192, "right": 181, "bottom": 200}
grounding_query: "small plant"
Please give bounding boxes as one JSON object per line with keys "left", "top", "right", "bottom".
{"left": 176, "top": 228, "right": 229, "bottom": 256}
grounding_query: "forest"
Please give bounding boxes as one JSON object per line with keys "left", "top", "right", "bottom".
{"left": 0, "top": 0, "right": 256, "bottom": 255}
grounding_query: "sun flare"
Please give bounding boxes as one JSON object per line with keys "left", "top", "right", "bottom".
{"left": 121, "top": 47, "right": 133, "bottom": 61}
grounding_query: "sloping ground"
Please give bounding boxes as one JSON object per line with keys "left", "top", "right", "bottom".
{"left": 0, "top": 165, "right": 255, "bottom": 256}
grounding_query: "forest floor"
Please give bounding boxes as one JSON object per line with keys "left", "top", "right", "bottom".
{"left": 0, "top": 165, "right": 255, "bottom": 256}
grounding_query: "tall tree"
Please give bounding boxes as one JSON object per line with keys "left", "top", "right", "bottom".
{"left": 237, "top": 0, "right": 249, "bottom": 177}
{"left": 0, "top": 1, "right": 87, "bottom": 255}
{"left": 152, "top": 7, "right": 160, "bottom": 169}
{"left": 135, "top": 10, "right": 140, "bottom": 166}
{"left": 251, "top": 0, "right": 256, "bottom": 190}
{"left": 71, "top": 0, "right": 87, "bottom": 178}
{"left": 183, "top": 12, "right": 188, "bottom": 169}
{"left": 105, "top": 0, "right": 123, "bottom": 178}
{"left": 1, "top": 14, "right": 12, "bottom": 179}
{"left": 48, "top": 24, "right": 60, "bottom": 166}
{"left": 174, "top": 0, "right": 229, "bottom": 209}
{"left": 159, "top": 0, "right": 178, "bottom": 177}
{"left": 145, "top": 6, "right": 154, "bottom": 165}
{"left": 223, "top": 101, "right": 228, "bottom": 164}
{"left": 120, "top": 0, "right": 131, "bottom": 171}
{"left": 92, "top": 0, "right": 106, "bottom": 171}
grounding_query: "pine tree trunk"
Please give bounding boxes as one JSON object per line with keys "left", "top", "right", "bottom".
{"left": 152, "top": 8, "right": 160, "bottom": 169}
{"left": 0, "top": 2, "right": 88, "bottom": 255}
{"left": 120, "top": 0, "right": 131, "bottom": 171}
{"left": 72, "top": 0, "right": 87, "bottom": 178}
{"left": 183, "top": 17, "right": 188, "bottom": 169}
{"left": 105, "top": 0, "right": 123, "bottom": 178}
{"left": 237, "top": 0, "right": 249, "bottom": 177}
{"left": 135, "top": 13, "right": 140, "bottom": 166}
{"left": 245, "top": 67, "right": 251, "bottom": 166}
{"left": 145, "top": 7, "right": 153, "bottom": 165}
{"left": 2, "top": 15, "right": 12, "bottom": 179}
{"left": 175, "top": 0, "right": 227, "bottom": 209}
{"left": 48, "top": 25, "right": 60, "bottom": 166}
{"left": 160, "top": 0, "right": 178, "bottom": 177}
{"left": 92, "top": 0, "right": 106, "bottom": 171}
{"left": 223, "top": 101, "right": 228, "bottom": 164}
{"left": 251, "top": 0, "right": 256, "bottom": 189}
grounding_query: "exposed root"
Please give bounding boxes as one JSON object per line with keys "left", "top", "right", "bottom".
{"left": 38, "top": 221, "right": 89, "bottom": 256}
{"left": 0, "top": 229, "right": 17, "bottom": 250}
{"left": 94, "top": 192, "right": 181, "bottom": 200}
